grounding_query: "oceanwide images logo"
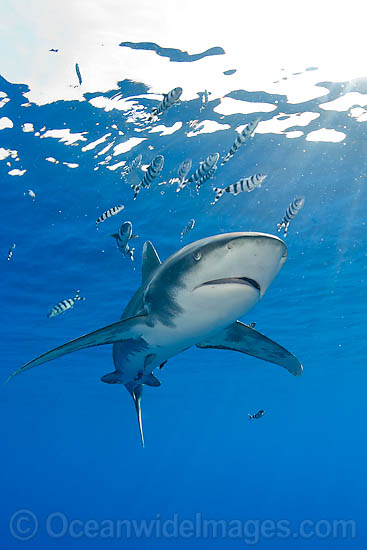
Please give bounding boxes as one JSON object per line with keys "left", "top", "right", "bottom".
{"left": 9, "top": 510, "right": 357, "bottom": 544}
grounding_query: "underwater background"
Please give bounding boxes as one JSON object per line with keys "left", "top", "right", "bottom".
{"left": 1, "top": 1, "right": 367, "bottom": 548}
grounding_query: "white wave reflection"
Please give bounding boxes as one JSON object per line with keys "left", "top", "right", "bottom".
{"left": 0, "top": 117, "right": 13, "bottom": 130}
{"left": 320, "top": 92, "right": 367, "bottom": 112}
{"left": 186, "top": 120, "right": 230, "bottom": 137}
{"left": 113, "top": 137, "right": 146, "bottom": 156}
{"left": 349, "top": 107, "right": 367, "bottom": 123}
{"left": 306, "top": 129, "right": 346, "bottom": 142}
{"left": 214, "top": 97, "right": 276, "bottom": 115}
{"left": 255, "top": 112, "right": 320, "bottom": 135}
{"left": 22, "top": 123, "right": 34, "bottom": 133}
{"left": 41, "top": 129, "right": 87, "bottom": 145}
{"left": 0, "top": 148, "right": 18, "bottom": 160}
{"left": 149, "top": 122, "right": 182, "bottom": 136}
{"left": 8, "top": 168, "right": 26, "bottom": 176}
{"left": 82, "top": 133, "right": 111, "bottom": 152}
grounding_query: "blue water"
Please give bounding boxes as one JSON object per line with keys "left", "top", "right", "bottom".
{"left": 1, "top": 43, "right": 367, "bottom": 549}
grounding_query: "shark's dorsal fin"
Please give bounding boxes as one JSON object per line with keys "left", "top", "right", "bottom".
{"left": 142, "top": 241, "right": 161, "bottom": 284}
{"left": 197, "top": 321, "right": 302, "bottom": 376}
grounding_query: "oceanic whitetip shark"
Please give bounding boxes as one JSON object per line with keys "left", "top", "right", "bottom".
{"left": 7, "top": 232, "right": 302, "bottom": 446}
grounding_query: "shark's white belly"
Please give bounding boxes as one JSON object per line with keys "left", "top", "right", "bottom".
{"left": 151, "top": 283, "right": 258, "bottom": 347}
{"left": 143, "top": 283, "right": 258, "bottom": 367}
{"left": 114, "top": 283, "right": 259, "bottom": 384}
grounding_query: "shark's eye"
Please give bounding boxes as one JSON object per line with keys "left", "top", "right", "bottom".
{"left": 193, "top": 251, "right": 201, "bottom": 261}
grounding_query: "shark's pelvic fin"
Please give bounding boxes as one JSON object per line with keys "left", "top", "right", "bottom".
{"left": 142, "top": 373, "right": 160, "bottom": 387}
{"left": 197, "top": 321, "right": 302, "bottom": 376}
{"left": 142, "top": 241, "right": 161, "bottom": 284}
{"left": 7, "top": 314, "right": 147, "bottom": 383}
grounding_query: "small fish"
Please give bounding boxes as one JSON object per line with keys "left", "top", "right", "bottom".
{"left": 123, "top": 153, "right": 142, "bottom": 176}
{"left": 188, "top": 119, "right": 199, "bottom": 128}
{"left": 111, "top": 221, "right": 138, "bottom": 261}
{"left": 169, "top": 159, "right": 192, "bottom": 185}
{"left": 75, "top": 63, "right": 82, "bottom": 85}
{"left": 47, "top": 290, "right": 85, "bottom": 318}
{"left": 191, "top": 123, "right": 204, "bottom": 134}
{"left": 25, "top": 189, "right": 36, "bottom": 200}
{"left": 277, "top": 197, "right": 305, "bottom": 237}
{"left": 132, "top": 155, "right": 164, "bottom": 199}
{"left": 177, "top": 153, "right": 219, "bottom": 192}
{"left": 149, "top": 87, "right": 182, "bottom": 120}
{"left": 180, "top": 219, "right": 195, "bottom": 241}
{"left": 211, "top": 173, "right": 267, "bottom": 205}
{"left": 96, "top": 205, "right": 125, "bottom": 227}
{"left": 195, "top": 165, "right": 217, "bottom": 193}
{"left": 248, "top": 409, "right": 265, "bottom": 420}
{"left": 7, "top": 243, "right": 16, "bottom": 261}
{"left": 221, "top": 118, "right": 260, "bottom": 165}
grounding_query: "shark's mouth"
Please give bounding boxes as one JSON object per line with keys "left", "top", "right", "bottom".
{"left": 197, "top": 277, "right": 261, "bottom": 292}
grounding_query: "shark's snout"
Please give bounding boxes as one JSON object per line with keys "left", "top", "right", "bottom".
{"left": 215, "top": 233, "right": 288, "bottom": 298}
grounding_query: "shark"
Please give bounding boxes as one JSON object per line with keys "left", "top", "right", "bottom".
{"left": 7, "top": 232, "right": 302, "bottom": 446}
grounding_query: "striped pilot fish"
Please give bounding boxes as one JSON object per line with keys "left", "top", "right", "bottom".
{"left": 132, "top": 155, "right": 164, "bottom": 199}
{"left": 169, "top": 159, "right": 192, "bottom": 185}
{"left": 177, "top": 152, "right": 219, "bottom": 192}
{"left": 221, "top": 118, "right": 260, "bottom": 165}
{"left": 7, "top": 243, "right": 16, "bottom": 261}
{"left": 149, "top": 87, "right": 182, "bottom": 119}
{"left": 277, "top": 197, "right": 305, "bottom": 237}
{"left": 211, "top": 173, "right": 267, "bottom": 205}
{"left": 180, "top": 218, "right": 195, "bottom": 241}
{"left": 195, "top": 165, "right": 217, "bottom": 193}
{"left": 111, "top": 221, "right": 138, "bottom": 262}
{"left": 96, "top": 205, "right": 125, "bottom": 228}
{"left": 47, "top": 290, "right": 85, "bottom": 319}
{"left": 248, "top": 409, "right": 265, "bottom": 420}
{"left": 123, "top": 153, "right": 142, "bottom": 176}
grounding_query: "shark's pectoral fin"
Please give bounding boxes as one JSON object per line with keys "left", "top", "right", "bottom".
{"left": 7, "top": 314, "right": 147, "bottom": 383}
{"left": 197, "top": 321, "right": 302, "bottom": 376}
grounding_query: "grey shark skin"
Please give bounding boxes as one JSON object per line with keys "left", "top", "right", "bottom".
{"left": 7, "top": 232, "right": 302, "bottom": 447}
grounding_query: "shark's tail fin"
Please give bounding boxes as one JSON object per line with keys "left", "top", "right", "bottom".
{"left": 125, "top": 382, "right": 144, "bottom": 447}
{"left": 132, "top": 385, "right": 144, "bottom": 447}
